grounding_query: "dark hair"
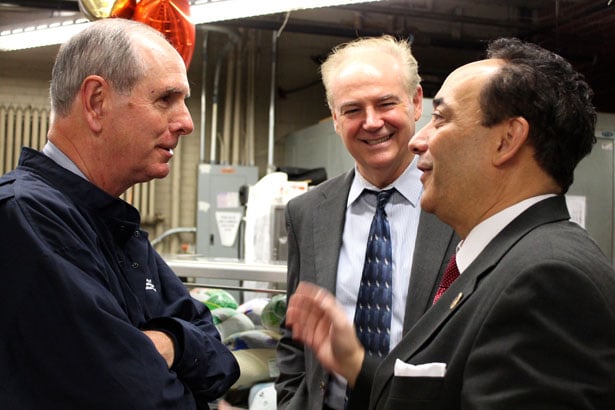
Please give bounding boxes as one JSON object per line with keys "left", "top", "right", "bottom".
{"left": 481, "top": 37, "right": 596, "bottom": 192}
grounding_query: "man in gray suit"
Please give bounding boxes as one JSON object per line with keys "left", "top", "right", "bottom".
{"left": 275, "top": 35, "right": 457, "bottom": 409}
{"left": 285, "top": 38, "right": 615, "bottom": 409}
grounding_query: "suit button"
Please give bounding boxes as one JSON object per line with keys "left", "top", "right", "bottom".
{"left": 320, "top": 381, "right": 326, "bottom": 391}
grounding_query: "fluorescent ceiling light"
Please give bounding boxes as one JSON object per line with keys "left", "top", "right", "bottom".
{"left": 0, "top": 18, "right": 90, "bottom": 51}
{"left": 0, "top": 0, "right": 382, "bottom": 51}
{"left": 191, "top": 0, "right": 382, "bottom": 24}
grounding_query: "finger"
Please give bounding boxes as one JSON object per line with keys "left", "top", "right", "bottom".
{"left": 286, "top": 282, "right": 321, "bottom": 327}
{"left": 290, "top": 283, "right": 329, "bottom": 345}
{"left": 301, "top": 300, "right": 324, "bottom": 348}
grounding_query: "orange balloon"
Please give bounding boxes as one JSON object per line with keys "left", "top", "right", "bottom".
{"left": 132, "top": 0, "right": 196, "bottom": 69}
{"left": 110, "top": 0, "right": 136, "bottom": 19}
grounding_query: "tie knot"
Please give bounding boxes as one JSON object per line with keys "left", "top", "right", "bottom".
{"left": 371, "top": 189, "right": 394, "bottom": 210}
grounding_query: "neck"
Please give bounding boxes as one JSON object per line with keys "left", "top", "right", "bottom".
{"left": 48, "top": 124, "right": 126, "bottom": 197}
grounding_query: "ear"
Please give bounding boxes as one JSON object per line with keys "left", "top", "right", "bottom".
{"left": 331, "top": 110, "right": 341, "bottom": 135}
{"left": 493, "top": 116, "right": 529, "bottom": 166}
{"left": 81, "top": 75, "right": 107, "bottom": 133}
{"left": 412, "top": 85, "right": 423, "bottom": 121}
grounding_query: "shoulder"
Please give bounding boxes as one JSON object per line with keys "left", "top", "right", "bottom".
{"left": 2, "top": 167, "right": 74, "bottom": 213}
{"left": 0, "top": 167, "right": 97, "bottom": 249}
{"left": 488, "top": 220, "right": 615, "bottom": 307}
{"left": 514, "top": 219, "right": 605, "bottom": 263}
{"left": 287, "top": 170, "right": 353, "bottom": 209}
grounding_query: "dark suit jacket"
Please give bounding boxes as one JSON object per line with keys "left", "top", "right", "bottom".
{"left": 349, "top": 195, "right": 615, "bottom": 410}
{"left": 275, "top": 169, "right": 458, "bottom": 410}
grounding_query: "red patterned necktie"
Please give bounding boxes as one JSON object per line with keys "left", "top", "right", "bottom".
{"left": 433, "top": 254, "right": 460, "bottom": 304}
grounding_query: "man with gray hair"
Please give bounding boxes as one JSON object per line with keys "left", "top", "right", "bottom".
{"left": 0, "top": 18, "right": 238, "bottom": 409}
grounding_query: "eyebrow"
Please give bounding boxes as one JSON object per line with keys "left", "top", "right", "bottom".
{"left": 160, "top": 86, "right": 190, "bottom": 98}
{"left": 432, "top": 97, "right": 443, "bottom": 109}
{"left": 379, "top": 94, "right": 398, "bottom": 101}
{"left": 338, "top": 94, "right": 399, "bottom": 110}
{"left": 338, "top": 100, "right": 359, "bottom": 110}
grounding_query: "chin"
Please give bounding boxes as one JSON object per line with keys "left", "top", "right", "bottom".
{"left": 154, "top": 170, "right": 170, "bottom": 180}
{"left": 419, "top": 194, "right": 437, "bottom": 214}
{"left": 147, "top": 165, "right": 171, "bottom": 181}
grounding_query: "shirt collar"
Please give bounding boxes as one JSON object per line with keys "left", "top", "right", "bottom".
{"left": 19, "top": 148, "right": 141, "bottom": 241}
{"left": 347, "top": 156, "right": 423, "bottom": 208}
{"left": 42, "top": 141, "right": 89, "bottom": 181}
{"left": 456, "top": 194, "right": 556, "bottom": 272}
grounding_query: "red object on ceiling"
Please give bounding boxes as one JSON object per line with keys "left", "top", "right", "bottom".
{"left": 110, "top": 0, "right": 137, "bottom": 19}
{"left": 132, "top": 0, "right": 196, "bottom": 69}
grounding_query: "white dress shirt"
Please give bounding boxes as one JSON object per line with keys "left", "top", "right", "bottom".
{"left": 326, "top": 158, "right": 423, "bottom": 408}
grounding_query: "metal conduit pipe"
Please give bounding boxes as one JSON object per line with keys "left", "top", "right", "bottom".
{"left": 245, "top": 31, "right": 257, "bottom": 166}
{"left": 267, "top": 30, "right": 277, "bottom": 174}
{"left": 222, "top": 46, "right": 235, "bottom": 165}
{"left": 231, "top": 44, "right": 243, "bottom": 165}
{"left": 199, "top": 30, "right": 208, "bottom": 163}
{"left": 210, "top": 40, "right": 234, "bottom": 164}
{"left": 197, "top": 25, "right": 241, "bottom": 164}
{"left": 151, "top": 227, "right": 197, "bottom": 247}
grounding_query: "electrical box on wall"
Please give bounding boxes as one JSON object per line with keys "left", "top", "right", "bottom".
{"left": 196, "top": 164, "right": 259, "bottom": 259}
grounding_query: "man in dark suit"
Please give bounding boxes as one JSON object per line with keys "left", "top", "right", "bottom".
{"left": 285, "top": 38, "right": 615, "bottom": 409}
{"left": 275, "top": 36, "right": 457, "bottom": 410}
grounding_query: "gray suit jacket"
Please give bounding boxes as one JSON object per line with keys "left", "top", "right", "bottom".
{"left": 275, "top": 169, "right": 458, "bottom": 410}
{"left": 349, "top": 195, "right": 615, "bottom": 410}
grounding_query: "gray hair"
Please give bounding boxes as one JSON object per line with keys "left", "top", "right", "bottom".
{"left": 320, "top": 35, "right": 421, "bottom": 109}
{"left": 50, "top": 19, "right": 165, "bottom": 117}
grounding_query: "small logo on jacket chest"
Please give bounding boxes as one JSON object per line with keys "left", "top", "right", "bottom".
{"left": 145, "top": 278, "right": 157, "bottom": 292}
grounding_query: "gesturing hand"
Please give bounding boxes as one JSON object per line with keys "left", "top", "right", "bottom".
{"left": 286, "top": 281, "right": 365, "bottom": 387}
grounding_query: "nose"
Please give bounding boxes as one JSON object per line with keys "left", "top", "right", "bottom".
{"left": 363, "top": 107, "right": 384, "bottom": 130}
{"left": 409, "top": 124, "right": 429, "bottom": 154}
{"left": 174, "top": 103, "right": 194, "bottom": 136}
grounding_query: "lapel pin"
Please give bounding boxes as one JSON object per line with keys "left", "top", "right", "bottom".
{"left": 450, "top": 292, "right": 463, "bottom": 310}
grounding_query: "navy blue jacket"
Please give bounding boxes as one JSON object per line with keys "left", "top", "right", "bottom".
{"left": 0, "top": 148, "right": 239, "bottom": 409}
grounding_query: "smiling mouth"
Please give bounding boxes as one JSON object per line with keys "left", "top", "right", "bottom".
{"left": 364, "top": 134, "right": 393, "bottom": 145}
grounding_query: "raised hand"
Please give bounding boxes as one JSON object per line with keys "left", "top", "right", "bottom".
{"left": 286, "top": 281, "right": 365, "bottom": 386}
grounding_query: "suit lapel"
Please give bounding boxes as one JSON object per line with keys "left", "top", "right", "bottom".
{"left": 403, "top": 211, "right": 457, "bottom": 332}
{"left": 370, "top": 196, "right": 571, "bottom": 408}
{"left": 310, "top": 171, "right": 353, "bottom": 402}
{"left": 313, "top": 170, "right": 354, "bottom": 293}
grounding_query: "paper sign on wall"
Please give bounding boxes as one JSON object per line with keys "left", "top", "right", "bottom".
{"left": 565, "top": 195, "right": 586, "bottom": 228}
{"left": 215, "top": 211, "right": 242, "bottom": 247}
